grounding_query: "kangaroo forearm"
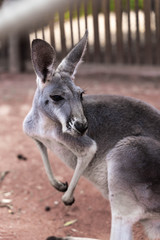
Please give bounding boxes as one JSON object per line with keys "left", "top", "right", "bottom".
{"left": 35, "top": 139, "right": 68, "bottom": 192}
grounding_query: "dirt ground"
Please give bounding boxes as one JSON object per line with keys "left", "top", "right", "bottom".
{"left": 1, "top": 65, "right": 160, "bottom": 240}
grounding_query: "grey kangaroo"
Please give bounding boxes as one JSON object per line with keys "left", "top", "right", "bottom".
{"left": 23, "top": 31, "right": 160, "bottom": 240}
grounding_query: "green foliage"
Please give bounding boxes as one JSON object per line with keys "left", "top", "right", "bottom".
{"left": 110, "top": 0, "right": 143, "bottom": 11}
{"left": 58, "top": 0, "right": 144, "bottom": 22}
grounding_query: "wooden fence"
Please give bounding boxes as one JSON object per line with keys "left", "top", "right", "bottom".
{"left": 1, "top": 0, "right": 160, "bottom": 72}
{"left": 30, "top": 0, "right": 160, "bottom": 65}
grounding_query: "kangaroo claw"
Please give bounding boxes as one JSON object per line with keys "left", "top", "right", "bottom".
{"left": 55, "top": 181, "right": 68, "bottom": 192}
{"left": 62, "top": 195, "right": 75, "bottom": 206}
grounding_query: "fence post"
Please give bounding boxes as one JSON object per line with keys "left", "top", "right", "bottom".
{"left": 84, "top": 0, "right": 91, "bottom": 62}
{"left": 126, "top": 0, "right": 132, "bottom": 63}
{"left": 69, "top": 2, "right": 74, "bottom": 47}
{"left": 49, "top": 16, "right": 55, "bottom": 47}
{"left": 76, "top": 0, "right": 81, "bottom": 40}
{"left": 92, "top": 0, "right": 101, "bottom": 62}
{"left": 155, "top": 0, "right": 160, "bottom": 64}
{"left": 59, "top": 8, "right": 67, "bottom": 57}
{"left": 103, "top": 0, "right": 112, "bottom": 63}
{"left": 144, "top": 0, "right": 152, "bottom": 64}
{"left": 0, "top": 39, "right": 8, "bottom": 72}
{"left": 114, "top": 0, "right": 123, "bottom": 63}
{"left": 135, "top": 0, "right": 140, "bottom": 64}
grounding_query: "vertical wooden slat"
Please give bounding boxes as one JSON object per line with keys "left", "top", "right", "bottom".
{"left": 152, "top": 0, "right": 156, "bottom": 64}
{"left": 92, "top": 0, "right": 101, "bottom": 62}
{"left": 84, "top": 0, "right": 88, "bottom": 30}
{"left": 103, "top": 0, "right": 112, "bottom": 62}
{"left": 84, "top": 0, "right": 90, "bottom": 61}
{"left": 69, "top": 2, "right": 74, "bottom": 47}
{"left": 127, "top": 0, "right": 132, "bottom": 63}
{"left": 30, "top": 0, "right": 159, "bottom": 65}
{"left": 35, "top": 30, "right": 38, "bottom": 39}
{"left": 77, "top": 0, "right": 81, "bottom": 40}
{"left": 114, "top": 0, "right": 123, "bottom": 63}
{"left": 49, "top": 16, "right": 55, "bottom": 47}
{"left": 155, "top": 0, "right": 160, "bottom": 64}
{"left": 135, "top": 0, "right": 140, "bottom": 64}
{"left": 0, "top": 39, "right": 8, "bottom": 71}
{"left": 59, "top": 8, "right": 67, "bottom": 56}
{"left": 144, "top": 0, "right": 152, "bottom": 64}
{"left": 42, "top": 27, "right": 45, "bottom": 40}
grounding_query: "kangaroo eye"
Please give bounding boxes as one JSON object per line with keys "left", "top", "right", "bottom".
{"left": 50, "top": 95, "right": 64, "bottom": 102}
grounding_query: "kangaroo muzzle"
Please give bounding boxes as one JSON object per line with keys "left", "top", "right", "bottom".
{"left": 74, "top": 121, "right": 88, "bottom": 135}
{"left": 66, "top": 117, "right": 88, "bottom": 136}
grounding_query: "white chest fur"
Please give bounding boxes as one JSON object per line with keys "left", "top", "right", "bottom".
{"left": 24, "top": 110, "right": 109, "bottom": 196}
{"left": 23, "top": 109, "right": 77, "bottom": 169}
{"left": 37, "top": 135, "right": 77, "bottom": 170}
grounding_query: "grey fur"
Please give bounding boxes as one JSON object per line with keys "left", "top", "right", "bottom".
{"left": 23, "top": 32, "right": 160, "bottom": 239}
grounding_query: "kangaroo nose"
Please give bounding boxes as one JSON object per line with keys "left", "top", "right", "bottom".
{"left": 74, "top": 121, "right": 88, "bottom": 135}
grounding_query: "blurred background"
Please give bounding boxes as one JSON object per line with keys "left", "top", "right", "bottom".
{"left": 1, "top": 1, "right": 160, "bottom": 240}
{"left": 1, "top": 0, "right": 160, "bottom": 73}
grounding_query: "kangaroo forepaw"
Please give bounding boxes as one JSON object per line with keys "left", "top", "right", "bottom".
{"left": 54, "top": 181, "right": 68, "bottom": 192}
{"left": 62, "top": 195, "right": 75, "bottom": 206}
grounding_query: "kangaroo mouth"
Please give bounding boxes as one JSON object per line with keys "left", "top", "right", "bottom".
{"left": 66, "top": 118, "right": 88, "bottom": 136}
{"left": 66, "top": 119, "right": 79, "bottom": 135}
{"left": 67, "top": 118, "right": 75, "bottom": 131}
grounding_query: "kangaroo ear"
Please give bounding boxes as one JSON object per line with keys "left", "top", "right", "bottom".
{"left": 56, "top": 30, "right": 88, "bottom": 79}
{"left": 31, "top": 39, "right": 56, "bottom": 83}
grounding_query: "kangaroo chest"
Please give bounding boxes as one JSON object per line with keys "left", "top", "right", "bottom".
{"left": 24, "top": 112, "right": 108, "bottom": 195}
{"left": 24, "top": 111, "right": 77, "bottom": 169}
{"left": 36, "top": 134, "right": 77, "bottom": 170}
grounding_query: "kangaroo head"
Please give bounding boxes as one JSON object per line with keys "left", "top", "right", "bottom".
{"left": 31, "top": 31, "right": 88, "bottom": 136}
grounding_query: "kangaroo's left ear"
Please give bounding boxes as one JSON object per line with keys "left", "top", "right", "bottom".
{"left": 56, "top": 30, "right": 88, "bottom": 79}
{"left": 31, "top": 39, "right": 56, "bottom": 84}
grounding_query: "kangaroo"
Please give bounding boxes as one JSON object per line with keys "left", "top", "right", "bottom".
{"left": 23, "top": 31, "right": 160, "bottom": 240}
